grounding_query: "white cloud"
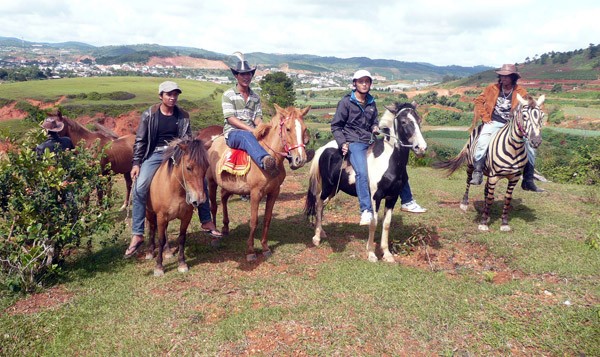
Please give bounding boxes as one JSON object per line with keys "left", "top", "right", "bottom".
{"left": 1, "top": 0, "right": 598, "bottom": 67}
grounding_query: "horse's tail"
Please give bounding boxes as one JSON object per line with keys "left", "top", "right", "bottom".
{"left": 305, "top": 143, "right": 332, "bottom": 218}
{"left": 432, "top": 140, "right": 470, "bottom": 176}
{"left": 304, "top": 152, "right": 321, "bottom": 218}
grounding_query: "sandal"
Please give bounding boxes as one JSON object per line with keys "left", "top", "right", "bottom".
{"left": 203, "top": 229, "right": 223, "bottom": 238}
{"left": 123, "top": 238, "right": 144, "bottom": 259}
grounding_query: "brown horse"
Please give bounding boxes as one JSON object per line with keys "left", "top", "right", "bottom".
{"left": 204, "top": 104, "right": 311, "bottom": 261}
{"left": 196, "top": 125, "right": 224, "bottom": 149}
{"left": 146, "top": 138, "right": 209, "bottom": 276}
{"left": 50, "top": 110, "right": 135, "bottom": 209}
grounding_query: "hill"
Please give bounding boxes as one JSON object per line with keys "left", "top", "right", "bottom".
{"left": 444, "top": 44, "right": 600, "bottom": 89}
{"left": 0, "top": 36, "right": 490, "bottom": 81}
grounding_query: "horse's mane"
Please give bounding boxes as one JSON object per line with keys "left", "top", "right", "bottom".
{"left": 163, "top": 138, "right": 209, "bottom": 174}
{"left": 380, "top": 102, "right": 415, "bottom": 128}
{"left": 254, "top": 122, "right": 271, "bottom": 141}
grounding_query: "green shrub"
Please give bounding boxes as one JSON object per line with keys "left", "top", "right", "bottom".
{"left": 0, "top": 132, "right": 118, "bottom": 293}
{"left": 104, "top": 91, "right": 136, "bottom": 100}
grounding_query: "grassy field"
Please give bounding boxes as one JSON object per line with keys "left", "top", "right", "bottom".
{"left": 1, "top": 77, "right": 599, "bottom": 354}
{"left": 0, "top": 77, "right": 225, "bottom": 104}
{"left": 0, "top": 163, "right": 598, "bottom": 355}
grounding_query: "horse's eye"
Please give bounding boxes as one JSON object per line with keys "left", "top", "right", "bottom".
{"left": 186, "top": 166, "right": 193, "bottom": 172}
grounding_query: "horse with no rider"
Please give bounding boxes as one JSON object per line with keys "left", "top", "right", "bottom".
{"left": 145, "top": 138, "right": 209, "bottom": 276}
{"left": 50, "top": 109, "right": 135, "bottom": 209}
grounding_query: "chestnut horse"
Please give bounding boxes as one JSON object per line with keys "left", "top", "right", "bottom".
{"left": 146, "top": 138, "right": 209, "bottom": 276}
{"left": 204, "top": 104, "right": 311, "bottom": 261}
{"left": 51, "top": 111, "right": 135, "bottom": 209}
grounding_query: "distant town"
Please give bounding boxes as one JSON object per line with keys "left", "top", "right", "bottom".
{"left": 0, "top": 44, "right": 437, "bottom": 91}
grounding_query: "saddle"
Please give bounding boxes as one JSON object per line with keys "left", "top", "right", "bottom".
{"left": 220, "top": 148, "right": 251, "bottom": 176}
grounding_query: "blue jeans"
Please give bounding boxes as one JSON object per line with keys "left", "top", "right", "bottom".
{"left": 131, "top": 151, "right": 164, "bottom": 236}
{"left": 400, "top": 180, "right": 413, "bottom": 205}
{"left": 525, "top": 140, "right": 536, "bottom": 165}
{"left": 225, "top": 130, "right": 270, "bottom": 168}
{"left": 197, "top": 179, "right": 212, "bottom": 224}
{"left": 474, "top": 121, "right": 505, "bottom": 161}
{"left": 348, "top": 142, "right": 373, "bottom": 214}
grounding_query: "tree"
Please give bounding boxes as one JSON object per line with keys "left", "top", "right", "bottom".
{"left": 0, "top": 132, "right": 119, "bottom": 293}
{"left": 259, "top": 72, "right": 296, "bottom": 111}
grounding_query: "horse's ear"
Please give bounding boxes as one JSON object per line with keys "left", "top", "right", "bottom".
{"left": 516, "top": 93, "right": 528, "bottom": 106}
{"left": 274, "top": 104, "right": 284, "bottom": 113}
{"left": 536, "top": 94, "right": 545, "bottom": 106}
{"left": 411, "top": 101, "right": 418, "bottom": 108}
{"left": 384, "top": 104, "right": 397, "bottom": 113}
{"left": 300, "top": 106, "right": 311, "bottom": 117}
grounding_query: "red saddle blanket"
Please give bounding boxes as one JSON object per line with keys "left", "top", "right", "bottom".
{"left": 221, "top": 148, "right": 251, "bottom": 176}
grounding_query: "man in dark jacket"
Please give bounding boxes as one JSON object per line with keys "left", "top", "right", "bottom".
{"left": 331, "top": 70, "right": 379, "bottom": 225}
{"left": 36, "top": 116, "right": 74, "bottom": 155}
{"left": 124, "top": 81, "right": 220, "bottom": 258}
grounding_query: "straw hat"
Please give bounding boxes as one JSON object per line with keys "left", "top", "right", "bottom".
{"left": 41, "top": 117, "right": 64, "bottom": 132}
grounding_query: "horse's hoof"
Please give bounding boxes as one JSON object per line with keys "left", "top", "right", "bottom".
{"left": 144, "top": 252, "right": 154, "bottom": 260}
{"left": 500, "top": 225, "right": 511, "bottom": 232}
{"left": 460, "top": 203, "right": 468, "bottom": 212}
{"left": 382, "top": 254, "right": 396, "bottom": 263}
{"left": 263, "top": 250, "right": 272, "bottom": 259}
{"left": 246, "top": 253, "right": 257, "bottom": 262}
{"left": 312, "top": 236, "right": 321, "bottom": 246}
{"left": 367, "top": 253, "right": 378, "bottom": 263}
{"left": 478, "top": 224, "right": 489, "bottom": 232}
{"left": 178, "top": 264, "right": 189, "bottom": 273}
{"left": 154, "top": 268, "right": 165, "bottom": 277}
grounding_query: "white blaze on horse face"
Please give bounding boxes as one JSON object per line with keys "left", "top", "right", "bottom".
{"left": 407, "top": 112, "right": 427, "bottom": 155}
{"left": 294, "top": 119, "right": 304, "bottom": 156}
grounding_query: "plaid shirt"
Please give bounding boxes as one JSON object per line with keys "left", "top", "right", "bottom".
{"left": 222, "top": 86, "right": 262, "bottom": 137}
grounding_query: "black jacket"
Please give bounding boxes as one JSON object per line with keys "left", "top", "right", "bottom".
{"left": 132, "top": 103, "right": 191, "bottom": 166}
{"left": 331, "top": 91, "right": 378, "bottom": 147}
{"left": 36, "top": 133, "right": 74, "bottom": 156}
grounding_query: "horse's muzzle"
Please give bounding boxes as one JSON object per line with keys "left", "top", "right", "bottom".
{"left": 529, "top": 134, "right": 542, "bottom": 148}
{"left": 187, "top": 192, "right": 207, "bottom": 208}
{"left": 288, "top": 153, "right": 306, "bottom": 170}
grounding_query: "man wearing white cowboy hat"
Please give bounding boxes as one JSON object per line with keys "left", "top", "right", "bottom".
{"left": 221, "top": 52, "right": 278, "bottom": 177}
{"left": 470, "top": 63, "right": 545, "bottom": 192}
{"left": 35, "top": 110, "right": 74, "bottom": 156}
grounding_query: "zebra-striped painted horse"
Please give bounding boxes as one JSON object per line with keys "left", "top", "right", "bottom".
{"left": 434, "top": 93, "right": 546, "bottom": 231}
{"left": 305, "top": 102, "right": 427, "bottom": 263}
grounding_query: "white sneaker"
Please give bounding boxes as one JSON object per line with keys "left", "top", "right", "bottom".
{"left": 359, "top": 210, "right": 373, "bottom": 226}
{"left": 401, "top": 200, "right": 427, "bottom": 213}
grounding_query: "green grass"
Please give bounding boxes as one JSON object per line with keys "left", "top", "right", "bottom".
{"left": 0, "top": 77, "right": 226, "bottom": 104}
{"left": 0, "top": 164, "right": 598, "bottom": 355}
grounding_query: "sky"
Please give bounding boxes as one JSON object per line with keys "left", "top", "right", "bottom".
{"left": 1, "top": 0, "right": 599, "bottom": 68}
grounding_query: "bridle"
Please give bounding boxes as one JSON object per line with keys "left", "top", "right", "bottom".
{"left": 386, "top": 107, "right": 420, "bottom": 149}
{"left": 264, "top": 113, "right": 306, "bottom": 159}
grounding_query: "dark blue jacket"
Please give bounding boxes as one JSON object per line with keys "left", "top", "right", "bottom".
{"left": 331, "top": 90, "right": 378, "bottom": 147}
{"left": 36, "top": 133, "right": 74, "bottom": 156}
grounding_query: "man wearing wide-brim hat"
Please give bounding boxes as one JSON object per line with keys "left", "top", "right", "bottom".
{"left": 221, "top": 52, "right": 278, "bottom": 177}
{"left": 35, "top": 111, "right": 74, "bottom": 155}
{"left": 470, "top": 63, "right": 545, "bottom": 192}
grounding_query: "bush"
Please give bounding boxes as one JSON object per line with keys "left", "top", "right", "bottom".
{"left": 0, "top": 131, "right": 119, "bottom": 293}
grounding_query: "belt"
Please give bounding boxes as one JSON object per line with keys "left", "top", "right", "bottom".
{"left": 154, "top": 145, "right": 169, "bottom": 152}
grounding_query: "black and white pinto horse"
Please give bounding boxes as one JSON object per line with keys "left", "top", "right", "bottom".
{"left": 305, "top": 102, "right": 427, "bottom": 263}
{"left": 434, "top": 94, "right": 546, "bottom": 232}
